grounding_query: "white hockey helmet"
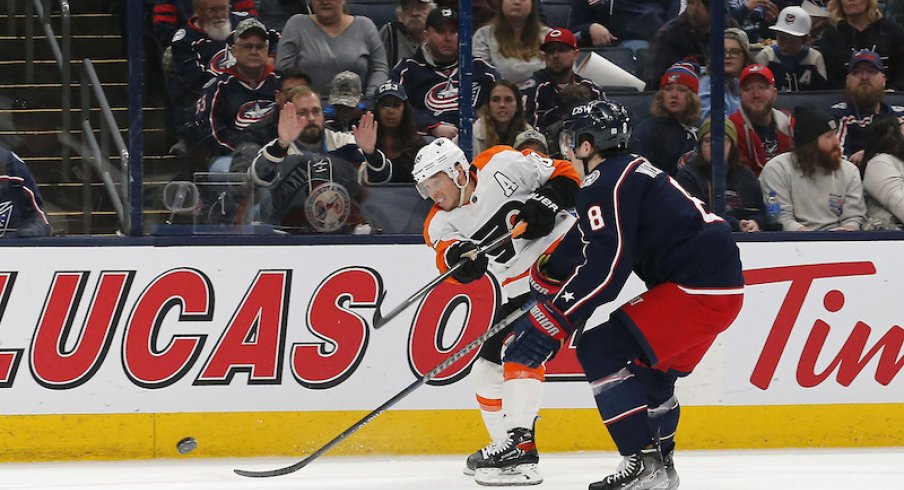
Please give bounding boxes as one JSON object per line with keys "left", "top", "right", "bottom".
{"left": 411, "top": 137, "right": 470, "bottom": 199}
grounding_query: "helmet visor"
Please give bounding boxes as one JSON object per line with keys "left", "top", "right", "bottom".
{"left": 558, "top": 129, "right": 576, "bottom": 161}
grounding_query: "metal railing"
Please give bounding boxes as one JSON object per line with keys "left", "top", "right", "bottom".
{"left": 79, "top": 58, "right": 130, "bottom": 234}
{"left": 24, "top": 0, "right": 71, "bottom": 180}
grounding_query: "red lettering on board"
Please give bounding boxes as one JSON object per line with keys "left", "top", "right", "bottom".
{"left": 0, "top": 272, "right": 21, "bottom": 387}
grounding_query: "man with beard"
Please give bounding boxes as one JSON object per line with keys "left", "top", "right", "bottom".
{"left": 729, "top": 64, "right": 792, "bottom": 176}
{"left": 519, "top": 28, "right": 603, "bottom": 132}
{"left": 153, "top": 0, "right": 257, "bottom": 48}
{"left": 249, "top": 86, "right": 392, "bottom": 232}
{"left": 379, "top": 0, "right": 435, "bottom": 69}
{"left": 831, "top": 50, "right": 904, "bottom": 168}
{"left": 167, "top": 0, "right": 277, "bottom": 155}
{"left": 759, "top": 103, "right": 866, "bottom": 231}
{"left": 390, "top": 7, "right": 500, "bottom": 139}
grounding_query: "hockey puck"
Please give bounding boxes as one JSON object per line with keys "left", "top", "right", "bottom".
{"left": 176, "top": 437, "right": 198, "bottom": 454}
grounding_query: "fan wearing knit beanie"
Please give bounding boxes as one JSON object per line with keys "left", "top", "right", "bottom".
{"left": 675, "top": 118, "right": 767, "bottom": 232}
{"left": 758, "top": 103, "right": 867, "bottom": 231}
{"left": 628, "top": 62, "right": 701, "bottom": 176}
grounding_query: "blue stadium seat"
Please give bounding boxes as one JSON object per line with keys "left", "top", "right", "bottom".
{"left": 539, "top": 2, "right": 572, "bottom": 30}
{"left": 361, "top": 184, "right": 433, "bottom": 234}
{"left": 346, "top": 1, "right": 398, "bottom": 30}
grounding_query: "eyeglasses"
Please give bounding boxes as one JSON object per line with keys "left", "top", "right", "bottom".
{"left": 236, "top": 42, "right": 267, "bottom": 51}
{"left": 724, "top": 48, "right": 745, "bottom": 58}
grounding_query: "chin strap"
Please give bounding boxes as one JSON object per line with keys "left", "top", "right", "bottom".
{"left": 457, "top": 171, "right": 471, "bottom": 206}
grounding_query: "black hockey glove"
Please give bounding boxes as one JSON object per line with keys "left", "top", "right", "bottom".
{"left": 516, "top": 176, "right": 579, "bottom": 240}
{"left": 446, "top": 241, "right": 489, "bottom": 283}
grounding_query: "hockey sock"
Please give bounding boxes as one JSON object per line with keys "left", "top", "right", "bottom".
{"left": 471, "top": 357, "right": 506, "bottom": 441}
{"left": 577, "top": 321, "right": 653, "bottom": 456}
{"left": 501, "top": 361, "right": 544, "bottom": 430}
{"left": 628, "top": 363, "right": 680, "bottom": 455}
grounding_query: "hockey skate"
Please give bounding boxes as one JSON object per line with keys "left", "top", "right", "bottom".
{"left": 662, "top": 449, "right": 679, "bottom": 489}
{"left": 471, "top": 427, "right": 542, "bottom": 486}
{"left": 588, "top": 447, "right": 669, "bottom": 490}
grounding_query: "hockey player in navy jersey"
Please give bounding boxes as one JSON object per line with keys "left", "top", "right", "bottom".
{"left": 505, "top": 100, "right": 745, "bottom": 490}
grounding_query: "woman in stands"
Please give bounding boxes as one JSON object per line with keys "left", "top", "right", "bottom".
{"left": 276, "top": 0, "right": 389, "bottom": 99}
{"left": 861, "top": 114, "right": 904, "bottom": 230}
{"left": 472, "top": 0, "right": 549, "bottom": 84}
{"left": 629, "top": 62, "right": 701, "bottom": 176}
{"left": 675, "top": 118, "right": 766, "bottom": 232}
{"left": 472, "top": 80, "right": 533, "bottom": 155}
{"left": 699, "top": 28, "right": 750, "bottom": 120}
{"left": 820, "top": 0, "right": 904, "bottom": 90}
{"left": 373, "top": 82, "right": 426, "bottom": 183}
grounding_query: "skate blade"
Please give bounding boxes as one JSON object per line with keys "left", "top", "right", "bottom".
{"left": 463, "top": 466, "right": 476, "bottom": 476}
{"left": 474, "top": 464, "right": 542, "bottom": 486}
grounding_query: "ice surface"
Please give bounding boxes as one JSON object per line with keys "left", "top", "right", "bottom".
{"left": 0, "top": 448, "right": 901, "bottom": 489}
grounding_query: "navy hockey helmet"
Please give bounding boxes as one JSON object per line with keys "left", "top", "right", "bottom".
{"left": 558, "top": 99, "right": 631, "bottom": 157}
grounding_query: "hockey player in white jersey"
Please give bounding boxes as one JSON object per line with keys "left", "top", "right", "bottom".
{"left": 412, "top": 138, "right": 580, "bottom": 485}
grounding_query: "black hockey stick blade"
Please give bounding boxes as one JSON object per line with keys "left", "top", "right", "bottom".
{"left": 232, "top": 306, "right": 530, "bottom": 478}
{"left": 372, "top": 221, "right": 527, "bottom": 329}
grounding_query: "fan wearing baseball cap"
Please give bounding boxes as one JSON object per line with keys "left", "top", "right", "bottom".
{"left": 628, "top": 62, "right": 701, "bottom": 176}
{"left": 829, "top": 49, "right": 904, "bottom": 165}
{"left": 758, "top": 103, "right": 866, "bottom": 232}
{"left": 729, "top": 64, "right": 793, "bottom": 176}
{"left": 519, "top": 28, "right": 604, "bottom": 131}
{"left": 753, "top": 6, "right": 828, "bottom": 92}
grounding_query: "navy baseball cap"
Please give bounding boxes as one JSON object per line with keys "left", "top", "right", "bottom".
{"left": 375, "top": 81, "right": 408, "bottom": 102}
{"left": 426, "top": 7, "right": 458, "bottom": 30}
{"left": 849, "top": 49, "right": 885, "bottom": 72}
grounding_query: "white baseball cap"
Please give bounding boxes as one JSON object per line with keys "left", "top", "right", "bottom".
{"left": 769, "top": 6, "right": 812, "bottom": 37}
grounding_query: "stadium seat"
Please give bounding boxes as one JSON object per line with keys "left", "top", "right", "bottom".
{"left": 588, "top": 47, "right": 637, "bottom": 77}
{"left": 361, "top": 184, "right": 433, "bottom": 234}
{"left": 346, "top": 1, "right": 398, "bottom": 30}
{"left": 539, "top": 2, "right": 572, "bottom": 30}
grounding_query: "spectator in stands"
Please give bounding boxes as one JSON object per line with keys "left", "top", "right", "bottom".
{"left": 473, "top": 0, "right": 549, "bottom": 84}
{"left": 0, "top": 146, "right": 52, "bottom": 238}
{"left": 759, "top": 103, "right": 866, "bottom": 231}
{"left": 153, "top": 0, "right": 257, "bottom": 48}
{"left": 472, "top": 80, "right": 532, "bottom": 155}
{"left": 325, "top": 71, "right": 366, "bottom": 133}
{"left": 230, "top": 67, "right": 312, "bottom": 173}
{"left": 276, "top": 0, "right": 390, "bottom": 99}
{"left": 520, "top": 28, "right": 603, "bottom": 130}
{"left": 861, "top": 114, "right": 904, "bottom": 229}
{"left": 372, "top": 81, "right": 426, "bottom": 182}
{"left": 729, "top": 0, "right": 780, "bottom": 43}
{"left": 196, "top": 18, "right": 280, "bottom": 171}
{"left": 629, "top": 62, "right": 701, "bottom": 176}
{"left": 380, "top": 0, "right": 435, "bottom": 69}
{"left": 676, "top": 118, "right": 766, "bottom": 232}
{"left": 250, "top": 86, "right": 392, "bottom": 231}
{"left": 700, "top": 28, "right": 750, "bottom": 121}
{"left": 831, "top": 49, "right": 904, "bottom": 167}
{"left": 569, "top": 0, "right": 676, "bottom": 53}
{"left": 259, "top": 0, "right": 311, "bottom": 32}
{"left": 730, "top": 64, "right": 793, "bottom": 176}
{"left": 391, "top": 8, "right": 500, "bottom": 139}
{"left": 513, "top": 128, "right": 548, "bottom": 153}
{"left": 647, "top": 0, "right": 713, "bottom": 90}
{"left": 168, "top": 0, "right": 277, "bottom": 154}
{"left": 754, "top": 5, "right": 829, "bottom": 91}
{"left": 820, "top": 0, "right": 904, "bottom": 90}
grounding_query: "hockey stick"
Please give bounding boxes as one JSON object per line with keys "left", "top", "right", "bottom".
{"left": 233, "top": 306, "right": 530, "bottom": 478}
{"left": 373, "top": 221, "right": 528, "bottom": 329}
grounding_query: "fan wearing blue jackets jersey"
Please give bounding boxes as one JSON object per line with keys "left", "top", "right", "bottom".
{"left": 505, "top": 100, "right": 745, "bottom": 490}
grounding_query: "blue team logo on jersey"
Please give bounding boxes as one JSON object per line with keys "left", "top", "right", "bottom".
{"left": 583, "top": 169, "right": 600, "bottom": 187}
{"left": 235, "top": 100, "right": 275, "bottom": 129}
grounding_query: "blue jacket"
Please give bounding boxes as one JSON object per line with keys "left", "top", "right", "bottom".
{"left": 0, "top": 148, "right": 51, "bottom": 238}
{"left": 569, "top": 0, "right": 678, "bottom": 45}
{"left": 628, "top": 115, "right": 696, "bottom": 176}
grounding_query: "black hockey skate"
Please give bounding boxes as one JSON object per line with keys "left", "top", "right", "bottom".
{"left": 662, "top": 449, "right": 679, "bottom": 489}
{"left": 472, "top": 427, "right": 542, "bottom": 486}
{"left": 588, "top": 447, "right": 669, "bottom": 490}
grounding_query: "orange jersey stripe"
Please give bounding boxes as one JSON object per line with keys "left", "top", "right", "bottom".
{"left": 503, "top": 362, "right": 545, "bottom": 381}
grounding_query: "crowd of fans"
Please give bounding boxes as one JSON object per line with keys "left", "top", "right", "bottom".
{"left": 10, "top": 0, "right": 904, "bottom": 236}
